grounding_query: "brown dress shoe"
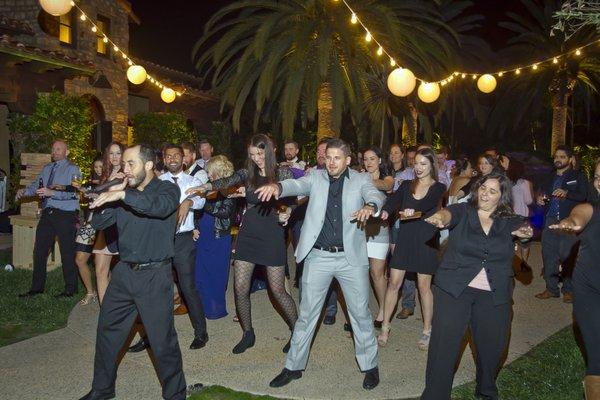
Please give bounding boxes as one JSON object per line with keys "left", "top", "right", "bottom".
{"left": 563, "top": 293, "right": 573, "bottom": 303}
{"left": 535, "top": 290, "right": 559, "bottom": 299}
{"left": 396, "top": 308, "right": 414, "bottom": 319}
{"left": 174, "top": 304, "right": 188, "bottom": 315}
{"left": 584, "top": 375, "right": 600, "bottom": 400}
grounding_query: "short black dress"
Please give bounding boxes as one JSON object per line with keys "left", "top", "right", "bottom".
{"left": 383, "top": 180, "right": 445, "bottom": 274}
{"left": 211, "top": 168, "right": 293, "bottom": 266}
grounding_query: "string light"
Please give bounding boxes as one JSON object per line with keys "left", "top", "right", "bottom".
{"left": 65, "top": 2, "right": 185, "bottom": 102}
{"left": 338, "top": 0, "right": 600, "bottom": 94}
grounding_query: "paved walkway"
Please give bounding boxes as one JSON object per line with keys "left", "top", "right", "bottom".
{"left": 0, "top": 243, "right": 572, "bottom": 399}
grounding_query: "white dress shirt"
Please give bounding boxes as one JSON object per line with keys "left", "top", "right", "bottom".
{"left": 159, "top": 171, "right": 205, "bottom": 233}
{"left": 186, "top": 159, "right": 209, "bottom": 185}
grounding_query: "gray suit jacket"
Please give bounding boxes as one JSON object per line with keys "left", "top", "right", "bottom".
{"left": 279, "top": 168, "right": 385, "bottom": 267}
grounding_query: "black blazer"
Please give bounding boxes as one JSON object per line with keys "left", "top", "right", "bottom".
{"left": 434, "top": 203, "right": 525, "bottom": 306}
{"left": 540, "top": 168, "right": 588, "bottom": 220}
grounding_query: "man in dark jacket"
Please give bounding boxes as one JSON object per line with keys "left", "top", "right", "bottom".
{"left": 535, "top": 145, "right": 588, "bottom": 303}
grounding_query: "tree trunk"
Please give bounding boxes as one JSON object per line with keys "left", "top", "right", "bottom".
{"left": 402, "top": 101, "right": 418, "bottom": 145}
{"left": 317, "top": 82, "right": 338, "bottom": 142}
{"left": 549, "top": 70, "right": 575, "bottom": 155}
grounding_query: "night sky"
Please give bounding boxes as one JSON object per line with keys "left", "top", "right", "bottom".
{"left": 128, "top": 0, "right": 529, "bottom": 76}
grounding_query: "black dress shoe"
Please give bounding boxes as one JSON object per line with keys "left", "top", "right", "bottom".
{"left": 128, "top": 337, "right": 149, "bottom": 353}
{"left": 373, "top": 320, "right": 383, "bottom": 329}
{"left": 269, "top": 368, "right": 302, "bottom": 388}
{"left": 78, "top": 389, "right": 115, "bottom": 400}
{"left": 232, "top": 329, "right": 255, "bottom": 354}
{"left": 323, "top": 315, "right": 336, "bottom": 325}
{"left": 190, "top": 332, "right": 209, "bottom": 349}
{"left": 54, "top": 292, "right": 74, "bottom": 298}
{"left": 344, "top": 322, "right": 353, "bottom": 333}
{"left": 186, "top": 383, "right": 204, "bottom": 395}
{"left": 363, "top": 367, "right": 379, "bottom": 390}
{"left": 18, "top": 290, "right": 43, "bottom": 298}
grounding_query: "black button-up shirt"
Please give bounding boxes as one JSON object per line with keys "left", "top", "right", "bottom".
{"left": 91, "top": 177, "right": 180, "bottom": 263}
{"left": 314, "top": 168, "right": 350, "bottom": 249}
{"left": 434, "top": 203, "right": 525, "bottom": 305}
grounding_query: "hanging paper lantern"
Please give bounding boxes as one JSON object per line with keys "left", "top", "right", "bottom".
{"left": 477, "top": 74, "right": 497, "bottom": 93}
{"left": 39, "top": 0, "right": 73, "bottom": 16}
{"left": 161, "top": 88, "right": 176, "bottom": 103}
{"left": 127, "top": 65, "right": 147, "bottom": 85}
{"left": 417, "top": 82, "right": 440, "bottom": 103}
{"left": 387, "top": 68, "right": 416, "bottom": 97}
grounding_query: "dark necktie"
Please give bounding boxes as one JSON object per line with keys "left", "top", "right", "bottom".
{"left": 42, "top": 162, "right": 57, "bottom": 208}
{"left": 172, "top": 176, "right": 179, "bottom": 186}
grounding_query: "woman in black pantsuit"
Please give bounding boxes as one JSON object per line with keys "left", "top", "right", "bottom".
{"left": 421, "top": 172, "right": 533, "bottom": 400}
{"left": 550, "top": 160, "right": 600, "bottom": 398}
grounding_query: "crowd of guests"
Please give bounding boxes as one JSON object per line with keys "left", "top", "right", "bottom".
{"left": 15, "top": 136, "right": 600, "bottom": 399}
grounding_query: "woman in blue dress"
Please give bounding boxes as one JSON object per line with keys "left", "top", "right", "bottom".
{"left": 194, "top": 155, "right": 236, "bottom": 320}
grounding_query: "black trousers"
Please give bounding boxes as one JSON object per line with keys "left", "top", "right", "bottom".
{"left": 31, "top": 208, "right": 78, "bottom": 293}
{"left": 541, "top": 217, "right": 579, "bottom": 295}
{"left": 92, "top": 261, "right": 186, "bottom": 400}
{"left": 573, "top": 267, "right": 600, "bottom": 375}
{"left": 422, "top": 286, "right": 512, "bottom": 400}
{"left": 173, "top": 232, "right": 207, "bottom": 337}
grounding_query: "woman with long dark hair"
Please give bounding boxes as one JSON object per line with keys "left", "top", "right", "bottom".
{"left": 93, "top": 141, "right": 125, "bottom": 303}
{"left": 421, "top": 172, "right": 532, "bottom": 399}
{"left": 362, "top": 146, "right": 394, "bottom": 327}
{"left": 378, "top": 148, "right": 446, "bottom": 349}
{"left": 189, "top": 134, "right": 297, "bottom": 354}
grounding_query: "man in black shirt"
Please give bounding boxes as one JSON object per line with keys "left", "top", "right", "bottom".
{"left": 256, "top": 139, "right": 385, "bottom": 390}
{"left": 78, "top": 145, "right": 187, "bottom": 400}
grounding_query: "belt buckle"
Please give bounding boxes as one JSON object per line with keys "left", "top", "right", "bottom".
{"left": 130, "top": 263, "right": 141, "bottom": 271}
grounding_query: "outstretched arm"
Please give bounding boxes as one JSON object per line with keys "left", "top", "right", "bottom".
{"left": 549, "top": 203, "right": 594, "bottom": 233}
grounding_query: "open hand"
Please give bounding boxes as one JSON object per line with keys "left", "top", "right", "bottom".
{"left": 278, "top": 207, "right": 291, "bottom": 226}
{"left": 185, "top": 184, "right": 210, "bottom": 197}
{"left": 227, "top": 186, "right": 246, "bottom": 198}
{"left": 549, "top": 220, "right": 582, "bottom": 233}
{"left": 380, "top": 211, "right": 389, "bottom": 221}
{"left": 255, "top": 183, "right": 280, "bottom": 202}
{"left": 400, "top": 208, "right": 415, "bottom": 218}
{"left": 351, "top": 205, "right": 375, "bottom": 223}
{"left": 511, "top": 225, "right": 533, "bottom": 239}
{"left": 36, "top": 187, "right": 54, "bottom": 197}
{"left": 425, "top": 214, "right": 445, "bottom": 228}
{"left": 552, "top": 188, "right": 567, "bottom": 199}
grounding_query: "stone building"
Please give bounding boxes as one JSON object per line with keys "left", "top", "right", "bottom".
{"left": 0, "top": 0, "right": 218, "bottom": 177}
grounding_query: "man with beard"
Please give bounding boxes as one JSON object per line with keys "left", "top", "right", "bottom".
{"left": 535, "top": 145, "right": 588, "bottom": 303}
{"left": 256, "top": 138, "right": 385, "bottom": 390}
{"left": 181, "top": 141, "right": 208, "bottom": 184}
{"left": 79, "top": 145, "right": 188, "bottom": 400}
{"left": 281, "top": 140, "right": 306, "bottom": 171}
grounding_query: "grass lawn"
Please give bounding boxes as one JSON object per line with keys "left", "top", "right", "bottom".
{"left": 0, "top": 249, "right": 586, "bottom": 399}
{"left": 0, "top": 248, "right": 81, "bottom": 347}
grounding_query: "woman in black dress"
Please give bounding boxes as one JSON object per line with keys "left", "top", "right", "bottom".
{"left": 379, "top": 148, "right": 445, "bottom": 349}
{"left": 550, "top": 159, "right": 600, "bottom": 397}
{"left": 190, "top": 134, "right": 298, "bottom": 354}
{"left": 421, "top": 172, "right": 532, "bottom": 399}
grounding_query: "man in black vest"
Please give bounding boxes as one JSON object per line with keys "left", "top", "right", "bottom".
{"left": 535, "top": 145, "right": 588, "bottom": 303}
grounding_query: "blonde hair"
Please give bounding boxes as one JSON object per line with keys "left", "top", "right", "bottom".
{"left": 206, "top": 155, "right": 234, "bottom": 180}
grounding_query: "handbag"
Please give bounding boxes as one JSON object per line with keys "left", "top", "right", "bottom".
{"left": 75, "top": 217, "right": 96, "bottom": 246}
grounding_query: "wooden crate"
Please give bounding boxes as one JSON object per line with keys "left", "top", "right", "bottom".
{"left": 20, "top": 201, "right": 40, "bottom": 218}
{"left": 9, "top": 215, "right": 61, "bottom": 271}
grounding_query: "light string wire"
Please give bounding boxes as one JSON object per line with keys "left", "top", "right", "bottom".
{"left": 338, "top": 0, "right": 600, "bottom": 86}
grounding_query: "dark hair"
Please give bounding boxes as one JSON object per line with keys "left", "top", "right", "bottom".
{"left": 468, "top": 172, "right": 515, "bottom": 218}
{"left": 411, "top": 148, "right": 438, "bottom": 193}
{"left": 180, "top": 141, "right": 196, "bottom": 154}
{"left": 484, "top": 146, "right": 499, "bottom": 157}
{"left": 454, "top": 157, "right": 472, "bottom": 176}
{"left": 100, "top": 141, "right": 125, "bottom": 184}
{"left": 406, "top": 146, "right": 418, "bottom": 154}
{"left": 163, "top": 143, "right": 184, "bottom": 155}
{"left": 327, "top": 138, "right": 351, "bottom": 157}
{"left": 139, "top": 144, "right": 157, "bottom": 166}
{"left": 555, "top": 144, "right": 573, "bottom": 158}
{"left": 284, "top": 140, "right": 299, "bottom": 148}
{"left": 363, "top": 145, "right": 389, "bottom": 177}
{"left": 198, "top": 139, "right": 211, "bottom": 146}
{"left": 317, "top": 136, "right": 333, "bottom": 147}
{"left": 506, "top": 159, "right": 525, "bottom": 184}
{"left": 246, "top": 134, "right": 278, "bottom": 189}
{"left": 90, "top": 154, "right": 103, "bottom": 183}
{"left": 438, "top": 145, "right": 450, "bottom": 156}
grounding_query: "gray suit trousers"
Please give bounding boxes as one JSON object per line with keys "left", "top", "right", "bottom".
{"left": 285, "top": 248, "right": 378, "bottom": 372}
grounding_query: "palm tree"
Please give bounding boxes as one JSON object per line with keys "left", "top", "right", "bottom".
{"left": 192, "top": 0, "right": 457, "bottom": 142}
{"left": 490, "top": 0, "right": 600, "bottom": 154}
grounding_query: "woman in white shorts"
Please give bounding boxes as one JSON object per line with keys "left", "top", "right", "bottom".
{"left": 363, "top": 146, "right": 394, "bottom": 328}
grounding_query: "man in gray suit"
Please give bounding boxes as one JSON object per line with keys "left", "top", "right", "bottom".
{"left": 256, "top": 138, "right": 385, "bottom": 390}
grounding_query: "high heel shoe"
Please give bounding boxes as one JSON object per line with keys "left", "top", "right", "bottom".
{"left": 377, "top": 323, "right": 391, "bottom": 347}
{"left": 418, "top": 330, "right": 431, "bottom": 351}
{"left": 79, "top": 292, "right": 98, "bottom": 306}
{"left": 232, "top": 329, "right": 255, "bottom": 354}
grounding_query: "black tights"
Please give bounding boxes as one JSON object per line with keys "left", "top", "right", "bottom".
{"left": 233, "top": 260, "right": 297, "bottom": 332}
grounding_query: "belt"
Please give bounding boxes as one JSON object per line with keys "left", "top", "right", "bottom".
{"left": 126, "top": 259, "right": 171, "bottom": 271}
{"left": 313, "top": 245, "right": 344, "bottom": 253}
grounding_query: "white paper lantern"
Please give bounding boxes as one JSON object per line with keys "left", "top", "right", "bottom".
{"left": 477, "top": 74, "right": 497, "bottom": 93}
{"left": 417, "top": 82, "right": 440, "bottom": 103}
{"left": 127, "top": 65, "right": 147, "bottom": 85}
{"left": 39, "top": 0, "right": 73, "bottom": 16}
{"left": 161, "top": 88, "right": 176, "bottom": 103}
{"left": 387, "top": 68, "right": 416, "bottom": 97}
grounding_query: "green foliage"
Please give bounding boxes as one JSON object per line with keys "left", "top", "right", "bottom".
{"left": 203, "top": 121, "right": 233, "bottom": 158}
{"left": 7, "top": 91, "right": 95, "bottom": 207}
{"left": 131, "top": 112, "right": 196, "bottom": 148}
{"left": 574, "top": 144, "right": 600, "bottom": 178}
